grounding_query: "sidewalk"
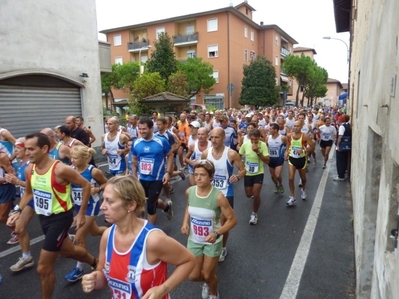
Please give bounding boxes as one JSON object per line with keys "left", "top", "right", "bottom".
{"left": 297, "top": 155, "right": 356, "bottom": 298}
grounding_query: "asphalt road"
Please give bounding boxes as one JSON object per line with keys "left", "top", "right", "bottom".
{"left": 0, "top": 151, "right": 355, "bottom": 299}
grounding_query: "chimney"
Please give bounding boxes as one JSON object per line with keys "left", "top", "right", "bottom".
{"left": 260, "top": 21, "right": 264, "bottom": 26}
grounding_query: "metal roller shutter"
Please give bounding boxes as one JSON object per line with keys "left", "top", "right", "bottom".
{"left": 0, "top": 85, "right": 81, "bottom": 138}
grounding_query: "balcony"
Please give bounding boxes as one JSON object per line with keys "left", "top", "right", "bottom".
{"left": 281, "top": 47, "right": 290, "bottom": 57}
{"left": 128, "top": 40, "right": 150, "bottom": 52}
{"left": 173, "top": 33, "right": 198, "bottom": 47}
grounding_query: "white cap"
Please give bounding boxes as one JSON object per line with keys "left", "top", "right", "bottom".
{"left": 245, "top": 113, "right": 252, "bottom": 118}
{"left": 189, "top": 121, "right": 201, "bottom": 128}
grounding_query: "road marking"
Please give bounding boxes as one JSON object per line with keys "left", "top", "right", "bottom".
{"left": 279, "top": 150, "right": 334, "bottom": 299}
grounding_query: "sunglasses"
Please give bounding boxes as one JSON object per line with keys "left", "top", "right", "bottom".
{"left": 195, "top": 159, "right": 214, "bottom": 167}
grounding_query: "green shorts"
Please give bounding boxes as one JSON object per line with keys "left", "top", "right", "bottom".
{"left": 187, "top": 237, "right": 223, "bottom": 258}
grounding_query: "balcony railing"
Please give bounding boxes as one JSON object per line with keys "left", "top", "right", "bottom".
{"left": 281, "top": 47, "right": 290, "bottom": 57}
{"left": 128, "top": 40, "right": 150, "bottom": 52}
{"left": 173, "top": 33, "right": 198, "bottom": 46}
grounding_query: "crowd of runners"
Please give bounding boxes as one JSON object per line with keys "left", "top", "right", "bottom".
{"left": 0, "top": 106, "right": 351, "bottom": 299}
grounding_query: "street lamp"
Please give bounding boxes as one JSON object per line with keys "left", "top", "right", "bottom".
{"left": 323, "top": 36, "right": 350, "bottom": 107}
{"left": 139, "top": 45, "right": 152, "bottom": 75}
{"left": 323, "top": 36, "right": 349, "bottom": 63}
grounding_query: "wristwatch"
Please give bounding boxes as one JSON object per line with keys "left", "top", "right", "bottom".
{"left": 214, "top": 232, "right": 221, "bottom": 239}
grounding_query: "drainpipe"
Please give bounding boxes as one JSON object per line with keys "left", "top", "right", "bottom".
{"left": 226, "top": 11, "right": 231, "bottom": 109}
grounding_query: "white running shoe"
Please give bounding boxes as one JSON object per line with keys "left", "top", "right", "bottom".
{"left": 301, "top": 188, "right": 307, "bottom": 200}
{"left": 209, "top": 293, "right": 220, "bottom": 299}
{"left": 249, "top": 213, "right": 258, "bottom": 225}
{"left": 10, "top": 256, "right": 34, "bottom": 272}
{"left": 286, "top": 196, "right": 296, "bottom": 206}
{"left": 219, "top": 247, "right": 227, "bottom": 262}
{"left": 201, "top": 283, "right": 209, "bottom": 299}
{"left": 298, "top": 179, "right": 302, "bottom": 187}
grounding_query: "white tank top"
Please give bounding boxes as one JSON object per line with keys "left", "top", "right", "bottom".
{"left": 267, "top": 134, "right": 283, "bottom": 158}
{"left": 206, "top": 147, "right": 230, "bottom": 196}
{"left": 104, "top": 132, "right": 123, "bottom": 171}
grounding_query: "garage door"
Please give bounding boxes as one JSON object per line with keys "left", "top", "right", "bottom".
{"left": 0, "top": 85, "right": 81, "bottom": 138}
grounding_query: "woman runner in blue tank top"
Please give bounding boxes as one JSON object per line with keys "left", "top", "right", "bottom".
{"left": 64, "top": 145, "right": 108, "bottom": 282}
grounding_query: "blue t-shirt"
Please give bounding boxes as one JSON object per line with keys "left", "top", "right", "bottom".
{"left": 132, "top": 136, "right": 171, "bottom": 181}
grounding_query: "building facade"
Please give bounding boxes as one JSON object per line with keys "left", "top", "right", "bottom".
{"left": 335, "top": 0, "right": 399, "bottom": 298}
{"left": 0, "top": 0, "right": 106, "bottom": 146}
{"left": 101, "top": 1, "right": 297, "bottom": 109}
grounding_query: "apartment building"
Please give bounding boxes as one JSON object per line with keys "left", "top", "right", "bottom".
{"left": 101, "top": 1, "right": 297, "bottom": 109}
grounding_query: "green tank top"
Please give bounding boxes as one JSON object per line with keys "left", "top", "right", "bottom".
{"left": 31, "top": 161, "right": 72, "bottom": 216}
{"left": 289, "top": 133, "right": 306, "bottom": 158}
{"left": 188, "top": 186, "right": 222, "bottom": 244}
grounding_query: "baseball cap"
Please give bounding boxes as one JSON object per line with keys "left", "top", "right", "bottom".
{"left": 189, "top": 121, "right": 201, "bottom": 128}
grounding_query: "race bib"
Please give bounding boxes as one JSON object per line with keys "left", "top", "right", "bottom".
{"left": 246, "top": 162, "right": 259, "bottom": 173}
{"left": 139, "top": 158, "right": 154, "bottom": 175}
{"left": 211, "top": 175, "right": 227, "bottom": 189}
{"left": 33, "top": 189, "right": 53, "bottom": 216}
{"left": 322, "top": 133, "right": 331, "bottom": 140}
{"left": 108, "top": 277, "right": 131, "bottom": 299}
{"left": 190, "top": 217, "right": 213, "bottom": 243}
{"left": 269, "top": 147, "right": 279, "bottom": 158}
{"left": 291, "top": 146, "right": 303, "bottom": 158}
{"left": 178, "top": 132, "right": 185, "bottom": 140}
{"left": 107, "top": 154, "right": 121, "bottom": 169}
{"left": 72, "top": 187, "right": 83, "bottom": 205}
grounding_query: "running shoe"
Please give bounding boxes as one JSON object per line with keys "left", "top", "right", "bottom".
{"left": 209, "top": 292, "right": 220, "bottom": 299}
{"left": 249, "top": 213, "right": 258, "bottom": 225}
{"left": 7, "top": 232, "right": 19, "bottom": 245}
{"left": 333, "top": 177, "right": 346, "bottom": 181}
{"left": 279, "top": 185, "right": 285, "bottom": 193}
{"left": 298, "top": 179, "right": 302, "bottom": 188}
{"left": 322, "top": 165, "right": 326, "bottom": 169}
{"left": 178, "top": 171, "right": 186, "bottom": 180}
{"left": 286, "top": 196, "right": 296, "bottom": 206}
{"left": 301, "top": 188, "right": 307, "bottom": 200}
{"left": 64, "top": 267, "right": 84, "bottom": 282}
{"left": 69, "top": 234, "right": 76, "bottom": 244}
{"left": 219, "top": 247, "right": 227, "bottom": 262}
{"left": 273, "top": 187, "right": 279, "bottom": 194}
{"left": 10, "top": 256, "right": 34, "bottom": 272}
{"left": 201, "top": 283, "right": 209, "bottom": 299}
{"left": 166, "top": 200, "right": 173, "bottom": 221}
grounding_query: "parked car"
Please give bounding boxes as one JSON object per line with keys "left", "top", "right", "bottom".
{"left": 285, "top": 102, "right": 296, "bottom": 108}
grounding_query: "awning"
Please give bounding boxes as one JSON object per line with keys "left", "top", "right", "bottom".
{"left": 280, "top": 75, "right": 289, "bottom": 83}
{"left": 339, "top": 92, "right": 348, "bottom": 100}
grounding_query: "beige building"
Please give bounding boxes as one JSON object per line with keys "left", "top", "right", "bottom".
{"left": 336, "top": 0, "right": 399, "bottom": 298}
{"left": 100, "top": 1, "right": 298, "bottom": 109}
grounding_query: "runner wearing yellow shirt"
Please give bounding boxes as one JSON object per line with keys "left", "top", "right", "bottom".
{"left": 239, "top": 129, "right": 270, "bottom": 225}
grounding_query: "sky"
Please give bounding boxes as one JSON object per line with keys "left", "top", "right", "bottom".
{"left": 95, "top": 0, "right": 350, "bottom": 83}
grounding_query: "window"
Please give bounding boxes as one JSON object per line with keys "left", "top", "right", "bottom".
{"left": 140, "top": 55, "right": 148, "bottom": 63}
{"left": 250, "top": 51, "right": 256, "bottom": 61}
{"left": 244, "top": 26, "right": 248, "bottom": 38}
{"left": 250, "top": 30, "right": 254, "bottom": 41}
{"left": 186, "top": 25, "right": 195, "bottom": 35}
{"left": 115, "top": 57, "right": 123, "bottom": 65}
{"left": 156, "top": 27, "right": 165, "bottom": 40}
{"left": 244, "top": 50, "right": 248, "bottom": 61}
{"left": 207, "top": 18, "right": 218, "bottom": 32}
{"left": 275, "top": 35, "right": 279, "bottom": 45}
{"left": 187, "top": 50, "right": 197, "bottom": 58}
{"left": 275, "top": 56, "right": 279, "bottom": 66}
{"left": 114, "top": 35, "right": 122, "bottom": 46}
{"left": 212, "top": 71, "right": 219, "bottom": 83}
{"left": 208, "top": 45, "right": 218, "bottom": 58}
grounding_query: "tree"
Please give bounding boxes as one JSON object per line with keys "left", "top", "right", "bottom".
{"left": 283, "top": 54, "right": 315, "bottom": 107}
{"left": 131, "top": 72, "right": 166, "bottom": 101}
{"left": 305, "top": 65, "right": 328, "bottom": 107}
{"left": 177, "top": 57, "right": 216, "bottom": 98}
{"left": 146, "top": 33, "right": 178, "bottom": 81}
{"left": 116, "top": 61, "right": 140, "bottom": 93}
{"left": 167, "top": 70, "right": 189, "bottom": 97}
{"left": 101, "top": 64, "right": 120, "bottom": 110}
{"left": 239, "top": 55, "right": 280, "bottom": 108}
